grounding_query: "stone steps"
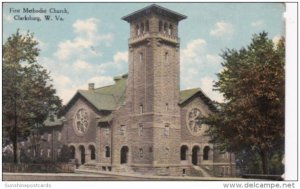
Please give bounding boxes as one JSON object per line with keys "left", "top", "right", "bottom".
{"left": 78, "top": 164, "right": 213, "bottom": 177}
{"left": 192, "top": 165, "right": 211, "bottom": 177}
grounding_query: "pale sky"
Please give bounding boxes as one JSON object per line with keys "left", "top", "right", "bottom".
{"left": 2, "top": 2, "right": 285, "bottom": 104}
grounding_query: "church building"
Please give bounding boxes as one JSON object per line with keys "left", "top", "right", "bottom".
{"left": 26, "top": 4, "right": 235, "bottom": 177}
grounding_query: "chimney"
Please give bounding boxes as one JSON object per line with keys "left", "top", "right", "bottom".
{"left": 114, "top": 76, "right": 121, "bottom": 82}
{"left": 88, "top": 83, "right": 95, "bottom": 91}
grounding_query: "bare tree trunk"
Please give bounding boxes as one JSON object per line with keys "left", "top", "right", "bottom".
{"left": 13, "top": 120, "right": 18, "bottom": 164}
{"left": 260, "top": 150, "right": 269, "bottom": 174}
{"left": 13, "top": 139, "right": 18, "bottom": 163}
{"left": 13, "top": 87, "right": 18, "bottom": 164}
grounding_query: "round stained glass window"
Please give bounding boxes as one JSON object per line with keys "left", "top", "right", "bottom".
{"left": 74, "top": 108, "right": 89, "bottom": 135}
{"left": 186, "top": 108, "right": 203, "bottom": 136}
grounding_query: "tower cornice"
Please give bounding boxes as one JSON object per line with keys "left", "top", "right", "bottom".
{"left": 128, "top": 33, "right": 180, "bottom": 46}
{"left": 122, "top": 4, "right": 187, "bottom": 23}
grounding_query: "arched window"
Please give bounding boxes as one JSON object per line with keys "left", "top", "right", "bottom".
{"left": 164, "top": 23, "right": 168, "bottom": 34}
{"left": 136, "top": 24, "right": 140, "bottom": 36}
{"left": 120, "top": 146, "right": 129, "bottom": 164}
{"left": 203, "top": 146, "right": 210, "bottom": 160}
{"left": 139, "top": 123, "right": 143, "bottom": 136}
{"left": 105, "top": 146, "right": 110, "bottom": 158}
{"left": 139, "top": 53, "right": 143, "bottom": 62}
{"left": 139, "top": 148, "right": 144, "bottom": 158}
{"left": 139, "top": 104, "right": 143, "bottom": 114}
{"left": 164, "top": 123, "right": 170, "bottom": 137}
{"left": 192, "top": 146, "right": 200, "bottom": 165}
{"left": 168, "top": 24, "right": 173, "bottom": 35}
{"left": 164, "top": 52, "right": 168, "bottom": 63}
{"left": 145, "top": 20, "right": 149, "bottom": 32}
{"left": 79, "top": 145, "right": 85, "bottom": 164}
{"left": 89, "top": 145, "right": 96, "bottom": 160}
{"left": 159, "top": 21, "right": 163, "bottom": 32}
{"left": 69, "top": 146, "right": 75, "bottom": 159}
{"left": 141, "top": 23, "right": 144, "bottom": 34}
{"left": 180, "top": 145, "right": 188, "bottom": 160}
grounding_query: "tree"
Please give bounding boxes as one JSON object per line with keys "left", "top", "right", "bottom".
{"left": 57, "top": 145, "right": 71, "bottom": 163}
{"left": 206, "top": 32, "right": 285, "bottom": 174}
{"left": 3, "top": 30, "right": 62, "bottom": 163}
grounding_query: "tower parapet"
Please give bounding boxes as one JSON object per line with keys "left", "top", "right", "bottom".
{"left": 123, "top": 4, "right": 186, "bottom": 46}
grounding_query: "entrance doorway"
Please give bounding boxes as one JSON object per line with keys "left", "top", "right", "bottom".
{"left": 69, "top": 146, "right": 75, "bottom": 159}
{"left": 180, "top": 145, "right": 188, "bottom": 160}
{"left": 203, "top": 146, "right": 210, "bottom": 160}
{"left": 79, "top": 145, "right": 85, "bottom": 165}
{"left": 120, "top": 146, "right": 129, "bottom": 164}
{"left": 192, "top": 146, "right": 200, "bottom": 165}
{"left": 88, "top": 145, "right": 96, "bottom": 160}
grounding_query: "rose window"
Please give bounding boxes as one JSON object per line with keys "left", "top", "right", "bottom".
{"left": 74, "top": 108, "right": 89, "bottom": 135}
{"left": 186, "top": 108, "right": 203, "bottom": 136}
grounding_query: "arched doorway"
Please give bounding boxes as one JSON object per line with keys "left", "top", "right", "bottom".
{"left": 203, "top": 146, "right": 210, "bottom": 160}
{"left": 79, "top": 145, "right": 85, "bottom": 164}
{"left": 180, "top": 145, "right": 188, "bottom": 160}
{"left": 192, "top": 146, "right": 200, "bottom": 165}
{"left": 105, "top": 146, "right": 110, "bottom": 158}
{"left": 120, "top": 146, "right": 129, "bottom": 164}
{"left": 89, "top": 145, "right": 96, "bottom": 160}
{"left": 69, "top": 146, "right": 75, "bottom": 159}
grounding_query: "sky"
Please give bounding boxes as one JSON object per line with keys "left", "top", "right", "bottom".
{"left": 2, "top": 2, "right": 285, "bottom": 104}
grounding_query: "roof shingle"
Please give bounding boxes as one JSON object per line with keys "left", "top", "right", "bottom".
{"left": 65, "top": 74, "right": 215, "bottom": 112}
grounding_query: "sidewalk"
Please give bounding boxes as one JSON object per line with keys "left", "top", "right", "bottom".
{"left": 75, "top": 168, "right": 250, "bottom": 181}
{"left": 3, "top": 171, "right": 250, "bottom": 181}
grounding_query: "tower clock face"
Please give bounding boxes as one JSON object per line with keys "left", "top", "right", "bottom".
{"left": 186, "top": 108, "right": 204, "bottom": 136}
{"left": 74, "top": 108, "right": 89, "bottom": 135}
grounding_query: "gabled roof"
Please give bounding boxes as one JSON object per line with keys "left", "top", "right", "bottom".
{"left": 179, "top": 88, "right": 200, "bottom": 104}
{"left": 77, "top": 90, "right": 117, "bottom": 111}
{"left": 64, "top": 74, "right": 127, "bottom": 113}
{"left": 122, "top": 4, "right": 187, "bottom": 22}
{"left": 64, "top": 73, "right": 216, "bottom": 114}
{"left": 179, "top": 88, "right": 217, "bottom": 112}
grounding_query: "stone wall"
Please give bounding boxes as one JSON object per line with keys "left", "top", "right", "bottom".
{"left": 180, "top": 97, "right": 214, "bottom": 164}
{"left": 180, "top": 97, "right": 236, "bottom": 176}
{"left": 97, "top": 125, "right": 112, "bottom": 166}
{"left": 114, "top": 12, "right": 183, "bottom": 176}
{"left": 62, "top": 97, "right": 101, "bottom": 164}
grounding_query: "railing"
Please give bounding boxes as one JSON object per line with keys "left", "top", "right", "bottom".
{"left": 128, "top": 33, "right": 150, "bottom": 44}
{"left": 156, "top": 32, "right": 179, "bottom": 42}
{"left": 128, "top": 32, "right": 179, "bottom": 45}
{"left": 2, "top": 163, "right": 75, "bottom": 173}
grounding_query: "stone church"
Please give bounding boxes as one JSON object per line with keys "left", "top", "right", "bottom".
{"left": 25, "top": 4, "right": 235, "bottom": 177}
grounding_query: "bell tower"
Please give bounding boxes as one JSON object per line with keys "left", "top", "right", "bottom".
{"left": 122, "top": 4, "right": 186, "bottom": 172}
